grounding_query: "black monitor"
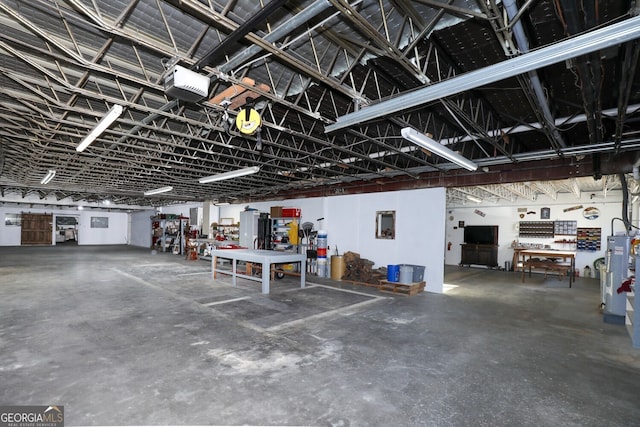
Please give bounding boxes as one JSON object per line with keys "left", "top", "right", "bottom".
{"left": 464, "top": 225, "right": 498, "bottom": 245}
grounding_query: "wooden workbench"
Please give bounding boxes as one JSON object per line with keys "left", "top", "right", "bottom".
{"left": 519, "top": 249, "right": 576, "bottom": 287}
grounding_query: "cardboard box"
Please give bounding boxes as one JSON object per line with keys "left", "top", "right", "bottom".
{"left": 270, "top": 206, "right": 283, "bottom": 217}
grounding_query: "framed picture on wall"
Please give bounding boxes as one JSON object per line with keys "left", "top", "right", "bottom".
{"left": 4, "top": 213, "right": 21, "bottom": 226}
{"left": 540, "top": 207, "right": 550, "bottom": 219}
{"left": 90, "top": 217, "right": 109, "bottom": 228}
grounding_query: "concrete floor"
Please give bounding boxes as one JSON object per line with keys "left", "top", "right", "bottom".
{"left": 1, "top": 245, "right": 639, "bottom": 426}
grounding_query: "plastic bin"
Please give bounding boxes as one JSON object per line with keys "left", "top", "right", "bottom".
{"left": 399, "top": 264, "right": 425, "bottom": 282}
{"left": 399, "top": 265, "right": 414, "bottom": 284}
{"left": 411, "top": 265, "right": 425, "bottom": 282}
{"left": 387, "top": 265, "right": 400, "bottom": 282}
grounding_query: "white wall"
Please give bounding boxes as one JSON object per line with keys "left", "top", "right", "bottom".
{"left": 160, "top": 203, "right": 203, "bottom": 233}
{"left": 4, "top": 186, "right": 632, "bottom": 292}
{"left": 0, "top": 207, "right": 130, "bottom": 246}
{"left": 127, "top": 204, "right": 202, "bottom": 249}
{"left": 78, "top": 211, "right": 129, "bottom": 245}
{"left": 216, "top": 188, "right": 447, "bottom": 293}
{"left": 129, "top": 210, "right": 157, "bottom": 248}
{"left": 0, "top": 207, "right": 23, "bottom": 244}
{"left": 445, "top": 190, "right": 627, "bottom": 272}
{"left": 158, "top": 203, "right": 198, "bottom": 218}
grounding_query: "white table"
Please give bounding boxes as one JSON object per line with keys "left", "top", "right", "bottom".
{"left": 211, "top": 249, "right": 306, "bottom": 294}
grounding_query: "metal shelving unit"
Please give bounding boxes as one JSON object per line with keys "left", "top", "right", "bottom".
{"left": 626, "top": 255, "right": 640, "bottom": 348}
{"left": 270, "top": 217, "right": 301, "bottom": 253}
{"left": 151, "top": 215, "right": 188, "bottom": 254}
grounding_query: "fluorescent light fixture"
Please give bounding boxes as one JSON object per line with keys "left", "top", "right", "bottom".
{"left": 401, "top": 127, "right": 478, "bottom": 171}
{"left": 76, "top": 104, "right": 124, "bottom": 152}
{"left": 467, "top": 195, "right": 482, "bottom": 203}
{"left": 199, "top": 166, "right": 260, "bottom": 184}
{"left": 40, "top": 170, "right": 56, "bottom": 185}
{"left": 144, "top": 186, "right": 174, "bottom": 196}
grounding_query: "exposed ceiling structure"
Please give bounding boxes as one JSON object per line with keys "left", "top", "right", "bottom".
{"left": 1, "top": 0, "right": 640, "bottom": 210}
{"left": 447, "top": 174, "right": 639, "bottom": 206}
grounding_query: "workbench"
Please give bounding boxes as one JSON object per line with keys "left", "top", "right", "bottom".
{"left": 211, "top": 249, "right": 306, "bottom": 294}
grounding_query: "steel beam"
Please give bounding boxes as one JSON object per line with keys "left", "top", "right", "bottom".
{"left": 325, "top": 15, "right": 640, "bottom": 133}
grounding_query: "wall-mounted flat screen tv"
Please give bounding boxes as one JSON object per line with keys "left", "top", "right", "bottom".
{"left": 464, "top": 225, "right": 498, "bottom": 245}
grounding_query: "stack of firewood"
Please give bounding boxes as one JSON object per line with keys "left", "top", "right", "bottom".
{"left": 342, "top": 251, "right": 382, "bottom": 284}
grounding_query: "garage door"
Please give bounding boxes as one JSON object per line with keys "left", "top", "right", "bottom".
{"left": 21, "top": 213, "right": 53, "bottom": 245}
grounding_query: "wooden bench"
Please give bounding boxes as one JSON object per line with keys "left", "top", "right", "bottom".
{"left": 522, "top": 258, "right": 572, "bottom": 282}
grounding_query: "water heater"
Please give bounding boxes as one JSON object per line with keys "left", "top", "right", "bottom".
{"left": 603, "top": 235, "right": 632, "bottom": 323}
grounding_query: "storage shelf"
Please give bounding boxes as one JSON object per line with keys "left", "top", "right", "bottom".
{"left": 626, "top": 255, "right": 640, "bottom": 348}
{"left": 270, "top": 217, "right": 302, "bottom": 252}
{"left": 151, "top": 215, "right": 188, "bottom": 254}
{"left": 519, "top": 220, "right": 579, "bottom": 239}
{"left": 519, "top": 221, "right": 554, "bottom": 238}
{"left": 269, "top": 216, "right": 302, "bottom": 272}
{"left": 627, "top": 290, "right": 639, "bottom": 348}
{"left": 576, "top": 227, "right": 601, "bottom": 251}
{"left": 213, "top": 222, "right": 239, "bottom": 242}
{"left": 554, "top": 220, "right": 577, "bottom": 236}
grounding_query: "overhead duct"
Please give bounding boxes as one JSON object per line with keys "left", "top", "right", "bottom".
{"left": 325, "top": 15, "right": 640, "bottom": 133}
{"left": 438, "top": 104, "right": 640, "bottom": 146}
{"left": 208, "top": 0, "right": 331, "bottom": 107}
{"left": 503, "top": 0, "right": 566, "bottom": 149}
{"left": 220, "top": 0, "right": 332, "bottom": 74}
{"left": 193, "top": 0, "right": 290, "bottom": 71}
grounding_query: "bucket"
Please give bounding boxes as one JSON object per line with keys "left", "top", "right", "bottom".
{"left": 399, "top": 265, "right": 414, "bottom": 284}
{"left": 317, "top": 230, "right": 328, "bottom": 249}
{"left": 317, "top": 258, "right": 327, "bottom": 277}
{"left": 331, "top": 255, "right": 346, "bottom": 281}
{"left": 387, "top": 264, "right": 400, "bottom": 282}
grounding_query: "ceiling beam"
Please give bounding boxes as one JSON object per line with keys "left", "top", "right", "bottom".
{"left": 413, "top": 0, "right": 488, "bottom": 20}
{"left": 243, "top": 155, "right": 637, "bottom": 202}
{"left": 325, "top": 15, "right": 640, "bottom": 133}
{"left": 476, "top": 184, "right": 517, "bottom": 202}
{"left": 531, "top": 181, "right": 558, "bottom": 200}
{"left": 501, "top": 182, "right": 537, "bottom": 201}
{"left": 193, "top": 0, "right": 289, "bottom": 71}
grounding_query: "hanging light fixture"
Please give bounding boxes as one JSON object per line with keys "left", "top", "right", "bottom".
{"left": 467, "top": 195, "right": 482, "bottom": 203}
{"left": 144, "top": 186, "right": 174, "bottom": 196}
{"left": 401, "top": 127, "right": 478, "bottom": 171}
{"left": 198, "top": 166, "right": 260, "bottom": 184}
{"left": 76, "top": 104, "right": 124, "bottom": 152}
{"left": 40, "top": 170, "right": 56, "bottom": 185}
